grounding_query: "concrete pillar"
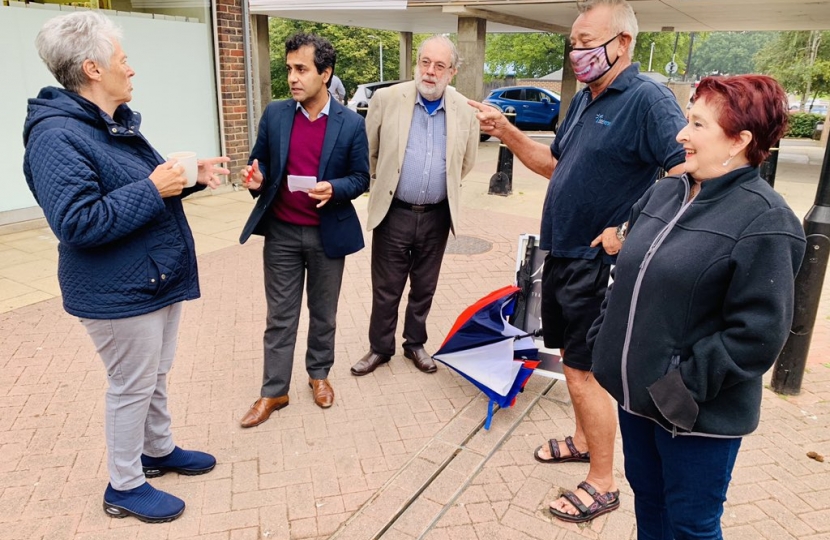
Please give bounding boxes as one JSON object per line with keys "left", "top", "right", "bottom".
{"left": 559, "top": 42, "right": 578, "bottom": 121}
{"left": 456, "top": 17, "right": 486, "bottom": 101}
{"left": 399, "top": 32, "right": 413, "bottom": 81}
{"left": 251, "top": 14, "right": 271, "bottom": 121}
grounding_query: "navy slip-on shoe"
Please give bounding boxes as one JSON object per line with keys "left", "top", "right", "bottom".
{"left": 141, "top": 446, "right": 216, "bottom": 478}
{"left": 103, "top": 482, "right": 185, "bottom": 523}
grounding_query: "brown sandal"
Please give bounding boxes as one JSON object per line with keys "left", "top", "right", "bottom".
{"left": 533, "top": 436, "right": 590, "bottom": 463}
{"left": 549, "top": 481, "right": 620, "bottom": 523}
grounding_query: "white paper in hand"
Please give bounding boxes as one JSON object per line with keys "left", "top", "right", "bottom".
{"left": 287, "top": 175, "right": 317, "bottom": 193}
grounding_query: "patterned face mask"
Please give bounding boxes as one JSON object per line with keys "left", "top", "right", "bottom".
{"left": 569, "top": 33, "right": 621, "bottom": 84}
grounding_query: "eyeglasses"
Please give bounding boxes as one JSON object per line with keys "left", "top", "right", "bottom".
{"left": 418, "top": 58, "right": 451, "bottom": 74}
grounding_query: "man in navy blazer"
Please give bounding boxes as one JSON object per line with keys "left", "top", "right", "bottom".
{"left": 238, "top": 33, "right": 369, "bottom": 428}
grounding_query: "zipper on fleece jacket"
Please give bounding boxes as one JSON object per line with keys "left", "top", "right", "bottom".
{"left": 619, "top": 175, "right": 695, "bottom": 410}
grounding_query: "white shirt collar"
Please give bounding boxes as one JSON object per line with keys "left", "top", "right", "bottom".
{"left": 296, "top": 95, "right": 332, "bottom": 119}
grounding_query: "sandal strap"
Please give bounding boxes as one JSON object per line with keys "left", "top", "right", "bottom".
{"left": 561, "top": 490, "right": 590, "bottom": 516}
{"left": 577, "top": 481, "right": 599, "bottom": 500}
{"left": 577, "top": 481, "right": 619, "bottom": 507}
{"left": 564, "top": 436, "right": 582, "bottom": 458}
{"left": 548, "top": 439, "right": 561, "bottom": 460}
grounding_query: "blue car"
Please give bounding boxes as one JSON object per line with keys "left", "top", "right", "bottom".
{"left": 483, "top": 86, "right": 561, "bottom": 135}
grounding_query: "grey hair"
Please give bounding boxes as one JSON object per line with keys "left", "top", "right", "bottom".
{"left": 35, "top": 11, "right": 123, "bottom": 92}
{"left": 577, "top": 0, "right": 638, "bottom": 58}
{"left": 417, "top": 35, "right": 461, "bottom": 69}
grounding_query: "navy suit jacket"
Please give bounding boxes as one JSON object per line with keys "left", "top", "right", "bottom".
{"left": 239, "top": 98, "right": 370, "bottom": 258}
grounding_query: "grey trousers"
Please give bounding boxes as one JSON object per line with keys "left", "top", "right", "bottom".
{"left": 368, "top": 204, "right": 451, "bottom": 356}
{"left": 262, "top": 218, "right": 345, "bottom": 397}
{"left": 81, "top": 302, "right": 181, "bottom": 490}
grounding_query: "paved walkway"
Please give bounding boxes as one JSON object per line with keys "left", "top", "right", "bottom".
{"left": 1, "top": 139, "right": 830, "bottom": 539}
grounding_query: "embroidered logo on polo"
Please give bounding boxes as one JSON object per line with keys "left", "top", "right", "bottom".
{"left": 595, "top": 114, "right": 612, "bottom": 126}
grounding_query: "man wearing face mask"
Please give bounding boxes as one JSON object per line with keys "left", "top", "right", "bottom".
{"left": 470, "top": 0, "right": 686, "bottom": 523}
{"left": 350, "top": 35, "right": 479, "bottom": 377}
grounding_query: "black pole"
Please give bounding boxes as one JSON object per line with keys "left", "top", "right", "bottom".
{"left": 772, "top": 141, "right": 830, "bottom": 394}
{"left": 488, "top": 112, "right": 517, "bottom": 196}
{"left": 684, "top": 32, "right": 696, "bottom": 82}
{"left": 759, "top": 140, "right": 780, "bottom": 188}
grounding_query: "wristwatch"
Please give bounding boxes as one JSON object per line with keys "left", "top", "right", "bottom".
{"left": 616, "top": 222, "right": 628, "bottom": 243}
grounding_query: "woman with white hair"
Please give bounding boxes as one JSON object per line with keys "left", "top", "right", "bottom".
{"left": 23, "top": 11, "right": 228, "bottom": 523}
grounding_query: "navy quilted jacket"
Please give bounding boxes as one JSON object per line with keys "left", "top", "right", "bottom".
{"left": 23, "top": 87, "right": 203, "bottom": 319}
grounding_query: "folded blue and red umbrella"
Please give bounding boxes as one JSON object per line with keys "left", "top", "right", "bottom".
{"left": 434, "top": 285, "right": 540, "bottom": 429}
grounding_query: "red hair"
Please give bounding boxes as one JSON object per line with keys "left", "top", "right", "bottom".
{"left": 693, "top": 75, "right": 789, "bottom": 166}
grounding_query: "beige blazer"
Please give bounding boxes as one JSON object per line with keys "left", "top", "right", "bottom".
{"left": 365, "top": 81, "right": 479, "bottom": 234}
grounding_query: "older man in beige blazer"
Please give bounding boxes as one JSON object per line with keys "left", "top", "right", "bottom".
{"left": 351, "top": 35, "right": 479, "bottom": 377}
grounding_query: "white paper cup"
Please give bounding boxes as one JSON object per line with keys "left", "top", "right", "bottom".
{"left": 167, "top": 151, "right": 198, "bottom": 188}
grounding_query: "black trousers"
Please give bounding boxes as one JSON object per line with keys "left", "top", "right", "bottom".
{"left": 368, "top": 203, "right": 451, "bottom": 356}
{"left": 261, "top": 218, "right": 344, "bottom": 397}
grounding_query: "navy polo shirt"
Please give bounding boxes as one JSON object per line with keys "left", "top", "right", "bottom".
{"left": 540, "top": 63, "right": 686, "bottom": 262}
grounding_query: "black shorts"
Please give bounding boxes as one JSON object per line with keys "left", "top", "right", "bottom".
{"left": 541, "top": 256, "right": 611, "bottom": 372}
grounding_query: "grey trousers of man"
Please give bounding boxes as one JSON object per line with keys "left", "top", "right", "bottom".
{"left": 262, "top": 218, "right": 345, "bottom": 397}
{"left": 81, "top": 302, "right": 181, "bottom": 490}
{"left": 368, "top": 204, "right": 451, "bottom": 356}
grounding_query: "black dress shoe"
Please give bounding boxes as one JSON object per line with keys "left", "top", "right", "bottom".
{"left": 404, "top": 347, "right": 437, "bottom": 373}
{"left": 351, "top": 351, "right": 391, "bottom": 376}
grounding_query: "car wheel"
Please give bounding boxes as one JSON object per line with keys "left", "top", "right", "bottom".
{"left": 551, "top": 116, "right": 559, "bottom": 134}
{"left": 480, "top": 133, "right": 491, "bottom": 142}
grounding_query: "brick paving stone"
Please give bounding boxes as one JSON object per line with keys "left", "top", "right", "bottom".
{"left": 473, "top": 520, "right": 538, "bottom": 540}
{"left": 232, "top": 487, "right": 287, "bottom": 511}
{"left": 229, "top": 528, "right": 259, "bottom": 540}
{"left": 289, "top": 516, "right": 318, "bottom": 539}
{"left": 721, "top": 502, "right": 769, "bottom": 527}
{"left": 258, "top": 504, "right": 289, "bottom": 540}
{"left": 800, "top": 508, "right": 830, "bottom": 533}
{"left": 390, "top": 497, "right": 443, "bottom": 537}
{"left": 286, "top": 483, "right": 317, "bottom": 521}
{"left": 199, "top": 508, "right": 260, "bottom": 535}
{"left": 421, "top": 468, "right": 467, "bottom": 506}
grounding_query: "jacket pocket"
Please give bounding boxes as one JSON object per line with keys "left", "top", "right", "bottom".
{"left": 648, "top": 355, "right": 699, "bottom": 433}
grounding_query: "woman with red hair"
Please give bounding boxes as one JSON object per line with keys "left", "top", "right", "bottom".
{"left": 588, "top": 75, "right": 807, "bottom": 539}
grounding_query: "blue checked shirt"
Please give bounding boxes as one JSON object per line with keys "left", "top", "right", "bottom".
{"left": 395, "top": 94, "right": 448, "bottom": 205}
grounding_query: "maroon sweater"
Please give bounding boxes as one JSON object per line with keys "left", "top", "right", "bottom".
{"left": 272, "top": 110, "right": 328, "bottom": 226}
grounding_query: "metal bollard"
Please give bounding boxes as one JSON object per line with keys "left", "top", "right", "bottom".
{"left": 772, "top": 138, "right": 830, "bottom": 394}
{"left": 772, "top": 233, "right": 830, "bottom": 394}
{"left": 488, "top": 112, "right": 517, "bottom": 196}
{"left": 759, "top": 142, "right": 780, "bottom": 187}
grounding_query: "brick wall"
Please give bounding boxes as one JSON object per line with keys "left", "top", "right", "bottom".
{"left": 517, "top": 79, "right": 562, "bottom": 94}
{"left": 215, "top": 0, "right": 250, "bottom": 179}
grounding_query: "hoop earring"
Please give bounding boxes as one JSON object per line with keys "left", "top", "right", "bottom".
{"left": 722, "top": 155, "right": 734, "bottom": 167}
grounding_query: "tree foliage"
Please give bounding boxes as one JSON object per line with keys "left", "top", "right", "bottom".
{"left": 484, "top": 33, "right": 565, "bottom": 79}
{"left": 632, "top": 32, "right": 691, "bottom": 79}
{"left": 756, "top": 31, "right": 830, "bottom": 107}
{"left": 268, "top": 18, "right": 402, "bottom": 101}
{"left": 691, "top": 32, "right": 774, "bottom": 76}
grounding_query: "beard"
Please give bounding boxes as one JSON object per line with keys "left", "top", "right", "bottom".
{"left": 415, "top": 68, "right": 448, "bottom": 101}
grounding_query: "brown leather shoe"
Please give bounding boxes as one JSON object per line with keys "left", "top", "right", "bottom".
{"left": 404, "top": 347, "right": 437, "bottom": 373}
{"left": 308, "top": 378, "right": 334, "bottom": 408}
{"left": 239, "top": 396, "right": 289, "bottom": 428}
{"left": 350, "top": 351, "right": 391, "bottom": 376}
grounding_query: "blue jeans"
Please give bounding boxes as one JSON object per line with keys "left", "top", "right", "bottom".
{"left": 618, "top": 407, "right": 741, "bottom": 540}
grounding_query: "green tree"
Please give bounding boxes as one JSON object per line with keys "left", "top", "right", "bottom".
{"left": 633, "top": 32, "right": 691, "bottom": 79}
{"left": 268, "top": 18, "right": 401, "bottom": 101}
{"left": 756, "top": 31, "right": 830, "bottom": 108}
{"left": 690, "top": 31, "right": 774, "bottom": 76}
{"left": 484, "top": 33, "right": 565, "bottom": 79}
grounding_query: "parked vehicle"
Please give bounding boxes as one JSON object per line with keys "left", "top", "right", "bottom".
{"left": 482, "top": 86, "right": 561, "bottom": 139}
{"left": 346, "top": 80, "right": 406, "bottom": 117}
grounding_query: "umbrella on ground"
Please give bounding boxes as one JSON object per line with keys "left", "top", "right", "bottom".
{"left": 434, "top": 285, "right": 540, "bottom": 429}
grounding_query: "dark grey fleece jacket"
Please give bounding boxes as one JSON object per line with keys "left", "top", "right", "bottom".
{"left": 588, "top": 168, "right": 806, "bottom": 437}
